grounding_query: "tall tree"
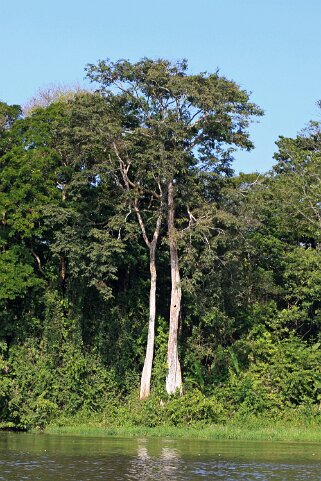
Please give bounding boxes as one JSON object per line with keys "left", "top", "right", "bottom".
{"left": 112, "top": 139, "right": 164, "bottom": 399}
{"left": 87, "top": 58, "right": 263, "bottom": 395}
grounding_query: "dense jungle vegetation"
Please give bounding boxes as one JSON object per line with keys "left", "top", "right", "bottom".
{"left": 1, "top": 58, "right": 321, "bottom": 430}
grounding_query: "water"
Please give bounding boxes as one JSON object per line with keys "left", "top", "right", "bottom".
{"left": 0, "top": 432, "right": 321, "bottom": 480}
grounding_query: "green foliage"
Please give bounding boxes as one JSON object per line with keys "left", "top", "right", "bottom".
{"left": 150, "top": 317, "right": 168, "bottom": 395}
{"left": 183, "top": 308, "right": 235, "bottom": 388}
{"left": 0, "top": 342, "right": 12, "bottom": 423}
{"left": 1, "top": 337, "right": 118, "bottom": 430}
{"left": 105, "top": 389, "right": 226, "bottom": 428}
{"left": 2, "top": 63, "right": 321, "bottom": 432}
{"left": 0, "top": 246, "right": 43, "bottom": 300}
{"left": 164, "top": 390, "right": 225, "bottom": 426}
{"left": 222, "top": 331, "right": 321, "bottom": 416}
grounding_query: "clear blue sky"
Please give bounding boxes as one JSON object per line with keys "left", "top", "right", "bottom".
{"left": 1, "top": 0, "right": 321, "bottom": 173}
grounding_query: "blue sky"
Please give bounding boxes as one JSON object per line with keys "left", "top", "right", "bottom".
{"left": 1, "top": 0, "right": 321, "bottom": 173}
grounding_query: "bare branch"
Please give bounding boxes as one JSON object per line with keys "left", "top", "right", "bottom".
{"left": 188, "top": 109, "right": 205, "bottom": 126}
{"left": 30, "top": 247, "right": 44, "bottom": 275}
{"left": 113, "top": 141, "right": 162, "bottom": 200}
{"left": 133, "top": 199, "right": 151, "bottom": 248}
{"left": 118, "top": 208, "right": 132, "bottom": 240}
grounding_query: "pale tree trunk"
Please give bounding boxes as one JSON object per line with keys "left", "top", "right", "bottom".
{"left": 140, "top": 242, "right": 157, "bottom": 399}
{"left": 113, "top": 142, "right": 163, "bottom": 399}
{"left": 166, "top": 180, "right": 183, "bottom": 395}
{"left": 136, "top": 207, "right": 162, "bottom": 400}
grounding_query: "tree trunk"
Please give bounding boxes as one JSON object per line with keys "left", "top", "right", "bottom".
{"left": 166, "top": 180, "right": 183, "bottom": 395}
{"left": 140, "top": 243, "right": 157, "bottom": 399}
{"left": 60, "top": 255, "right": 67, "bottom": 296}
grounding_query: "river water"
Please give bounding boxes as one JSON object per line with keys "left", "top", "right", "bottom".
{"left": 0, "top": 432, "right": 321, "bottom": 480}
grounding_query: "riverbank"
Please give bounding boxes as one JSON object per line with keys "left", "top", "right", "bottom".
{"left": 43, "top": 418, "right": 321, "bottom": 442}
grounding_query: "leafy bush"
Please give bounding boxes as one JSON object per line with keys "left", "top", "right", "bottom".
{"left": 165, "top": 389, "right": 226, "bottom": 426}
{"left": 222, "top": 330, "right": 321, "bottom": 416}
{"left": 1, "top": 337, "right": 118, "bottom": 429}
{"left": 103, "top": 389, "right": 226, "bottom": 428}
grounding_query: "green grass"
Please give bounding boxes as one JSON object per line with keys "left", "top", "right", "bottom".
{"left": 43, "top": 418, "right": 321, "bottom": 442}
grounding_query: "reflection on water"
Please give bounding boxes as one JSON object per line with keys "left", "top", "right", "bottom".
{"left": 127, "top": 443, "right": 183, "bottom": 480}
{"left": 0, "top": 432, "right": 321, "bottom": 480}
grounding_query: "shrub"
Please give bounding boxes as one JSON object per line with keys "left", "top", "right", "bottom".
{"left": 3, "top": 337, "right": 118, "bottom": 429}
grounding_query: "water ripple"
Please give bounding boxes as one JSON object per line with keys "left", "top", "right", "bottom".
{"left": 1, "top": 433, "right": 321, "bottom": 480}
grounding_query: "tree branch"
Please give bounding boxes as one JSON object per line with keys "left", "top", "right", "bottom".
{"left": 30, "top": 247, "right": 44, "bottom": 275}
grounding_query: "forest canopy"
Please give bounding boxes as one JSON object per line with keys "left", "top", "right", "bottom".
{"left": 1, "top": 58, "right": 321, "bottom": 429}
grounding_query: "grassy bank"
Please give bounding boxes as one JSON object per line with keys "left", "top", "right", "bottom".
{"left": 43, "top": 418, "right": 321, "bottom": 442}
